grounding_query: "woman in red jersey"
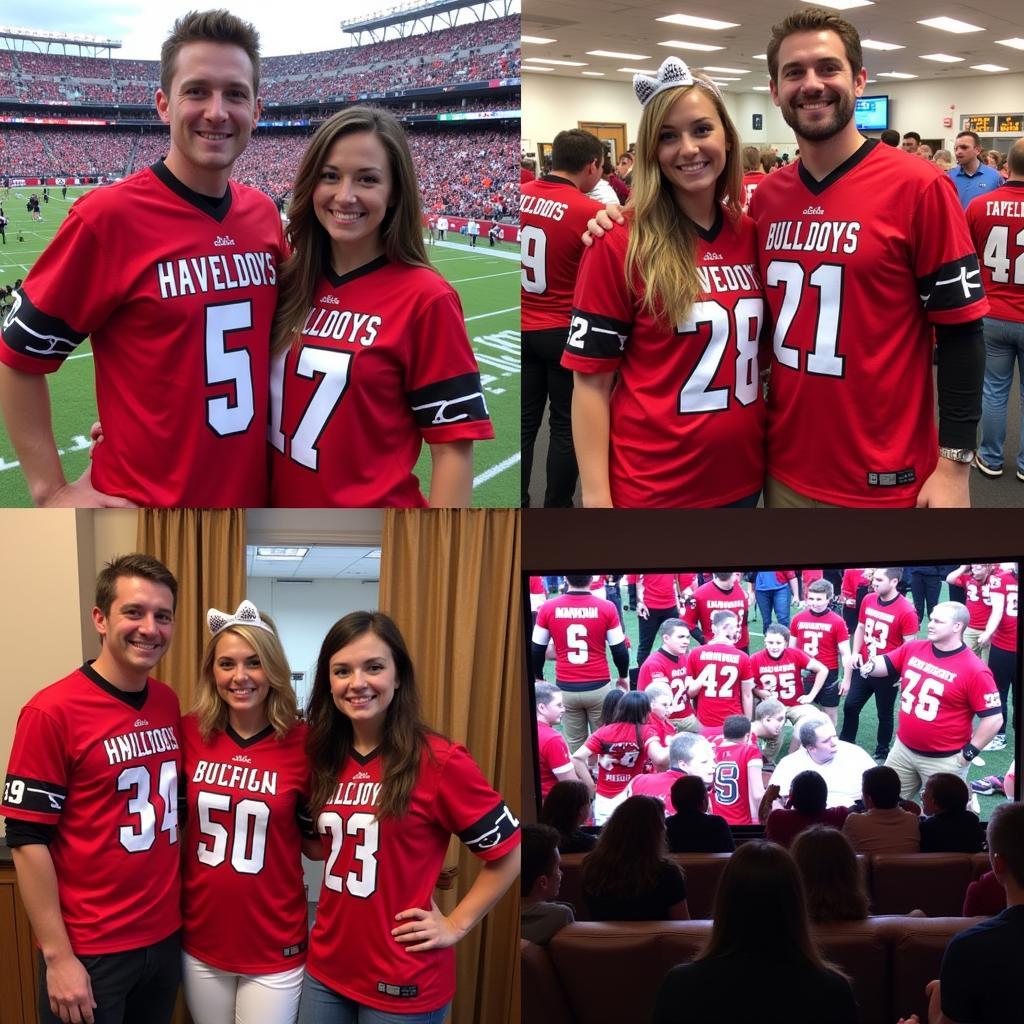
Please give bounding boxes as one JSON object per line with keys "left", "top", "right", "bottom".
{"left": 268, "top": 106, "right": 493, "bottom": 508}
{"left": 298, "top": 612, "right": 520, "bottom": 1023}
{"left": 181, "top": 602, "right": 314, "bottom": 1024}
{"left": 564, "top": 57, "right": 766, "bottom": 508}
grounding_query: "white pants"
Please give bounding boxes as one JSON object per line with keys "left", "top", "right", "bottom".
{"left": 182, "top": 951, "right": 304, "bottom": 1024}
{"left": 593, "top": 789, "right": 629, "bottom": 825}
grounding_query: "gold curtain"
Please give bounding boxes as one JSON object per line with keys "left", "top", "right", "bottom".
{"left": 135, "top": 509, "right": 247, "bottom": 711}
{"left": 379, "top": 508, "right": 521, "bottom": 1024}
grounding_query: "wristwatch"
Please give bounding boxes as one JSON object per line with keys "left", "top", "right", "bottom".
{"left": 939, "top": 447, "right": 976, "bottom": 464}
{"left": 961, "top": 743, "right": 980, "bottom": 762}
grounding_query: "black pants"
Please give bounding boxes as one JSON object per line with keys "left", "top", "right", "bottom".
{"left": 522, "top": 327, "right": 577, "bottom": 507}
{"left": 989, "top": 644, "right": 1016, "bottom": 735}
{"left": 38, "top": 931, "right": 181, "bottom": 1024}
{"left": 909, "top": 572, "right": 942, "bottom": 622}
{"left": 840, "top": 668, "right": 900, "bottom": 757}
{"left": 637, "top": 605, "right": 679, "bottom": 667}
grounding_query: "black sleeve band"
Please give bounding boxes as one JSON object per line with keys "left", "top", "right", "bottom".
{"left": 610, "top": 640, "right": 630, "bottom": 679}
{"left": 531, "top": 641, "right": 548, "bottom": 680}
{"left": 4, "top": 817, "right": 57, "bottom": 846}
{"left": 1, "top": 289, "right": 87, "bottom": 362}
{"left": 934, "top": 319, "right": 984, "bottom": 449}
{"left": 408, "top": 372, "right": 490, "bottom": 429}
{"left": 457, "top": 800, "right": 520, "bottom": 853}
{"left": 295, "top": 802, "right": 317, "bottom": 840}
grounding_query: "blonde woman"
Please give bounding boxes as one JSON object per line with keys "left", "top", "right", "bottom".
{"left": 181, "top": 601, "right": 315, "bottom": 1024}
{"left": 268, "top": 106, "right": 493, "bottom": 507}
{"left": 563, "top": 57, "right": 766, "bottom": 507}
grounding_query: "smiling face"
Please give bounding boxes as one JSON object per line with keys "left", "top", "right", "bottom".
{"left": 771, "top": 29, "right": 866, "bottom": 144}
{"left": 156, "top": 41, "right": 260, "bottom": 195}
{"left": 656, "top": 87, "right": 729, "bottom": 212}
{"left": 328, "top": 631, "right": 399, "bottom": 743}
{"left": 806, "top": 590, "right": 830, "bottom": 614}
{"left": 313, "top": 130, "right": 393, "bottom": 272}
{"left": 764, "top": 632, "right": 788, "bottom": 658}
{"left": 92, "top": 576, "right": 174, "bottom": 686}
{"left": 213, "top": 631, "right": 270, "bottom": 720}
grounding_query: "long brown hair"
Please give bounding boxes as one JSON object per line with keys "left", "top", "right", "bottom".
{"left": 625, "top": 76, "right": 742, "bottom": 329}
{"left": 271, "top": 106, "right": 434, "bottom": 355}
{"left": 306, "top": 611, "right": 432, "bottom": 820}
{"left": 581, "top": 796, "right": 682, "bottom": 901}
{"left": 192, "top": 615, "right": 298, "bottom": 741}
{"left": 698, "top": 840, "right": 845, "bottom": 976}
{"left": 791, "top": 826, "right": 870, "bottom": 924}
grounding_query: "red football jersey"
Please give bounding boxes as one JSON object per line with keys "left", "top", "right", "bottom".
{"left": 647, "top": 712, "right": 676, "bottom": 749}
{"left": 992, "top": 572, "right": 1018, "bottom": 652}
{"left": 306, "top": 736, "right": 519, "bottom": 1013}
{"left": 741, "top": 170, "right": 767, "bottom": 214}
{"left": 583, "top": 722, "right": 659, "bottom": 797}
{"left": 749, "top": 140, "right": 989, "bottom": 506}
{"left": 858, "top": 593, "right": 920, "bottom": 659}
{"left": 749, "top": 646, "right": 812, "bottom": 707}
{"left": 529, "top": 576, "right": 546, "bottom": 613}
{"left": 638, "top": 648, "right": 693, "bottom": 721}
{"left": 533, "top": 593, "right": 625, "bottom": 685}
{"left": 1, "top": 665, "right": 182, "bottom": 954}
{"left": 563, "top": 209, "right": 766, "bottom": 507}
{"left": 269, "top": 258, "right": 493, "bottom": 507}
{"left": 842, "top": 569, "right": 873, "bottom": 606}
{"left": 181, "top": 717, "right": 310, "bottom": 973}
{"left": 886, "top": 640, "right": 1001, "bottom": 753}
{"left": 952, "top": 571, "right": 1006, "bottom": 630}
{"left": 638, "top": 573, "right": 679, "bottom": 609}
{"left": 685, "top": 579, "right": 751, "bottom": 649}
{"left": 790, "top": 609, "right": 849, "bottom": 670}
{"left": 0, "top": 162, "right": 284, "bottom": 506}
{"left": 966, "top": 181, "right": 1024, "bottom": 323}
{"left": 686, "top": 643, "right": 752, "bottom": 728}
{"left": 630, "top": 768, "right": 686, "bottom": 815}
{"left": 710, "top": 739, "right": 761, "bottom": 826}
{"left": 520, "top": 175, "right": 605, "bottom": 330}
{"left": 536, "top": 721, "right": 573, "bottom": 799}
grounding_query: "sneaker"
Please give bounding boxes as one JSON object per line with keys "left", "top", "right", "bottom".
{"left": 974, "top": 454, "right": 1003, "bottom": 478}
{"left": 1018, "top": 468, "right": 1024, "bottom": 483}
{"left": 971, "top": 776, "right": 1005, "bottom": 796}
{"left": 984, "top": 735, "right": 1007, "bottom": 752}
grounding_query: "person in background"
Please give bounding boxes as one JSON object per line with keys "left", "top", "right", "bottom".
{"left": 919, "top": 773, "right": 985, "bottom": 854}
{"left": 521, "top": 824, "right": 575, "bottom": 946}
{"left": 791, "top": 826, "right": 870, "bottom": 924}
{"left": 540, "top": 780, "right": 597, "bottom": 854}
{"left": 665, "top": 774, "right": 734, "bottom": 854}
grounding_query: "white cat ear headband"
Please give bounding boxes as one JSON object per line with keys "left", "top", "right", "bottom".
{"left": 634, "top": 56, "right": 723, "bottom": 108}
{"left": 207, "top": 600, "right": 273, "bottom": 636}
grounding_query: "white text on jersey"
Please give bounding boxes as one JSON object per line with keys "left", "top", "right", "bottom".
{"left": 763, "top": 220, "right": 861, "bottom": 255}
{"left": 156, "top": 251, "right": 277, "bottom": 299}
{"left": 103, "top": 726, "right": 180, "bottom": 766}
{"left": 192, "top": 759, "right": 278, "bottom": 795}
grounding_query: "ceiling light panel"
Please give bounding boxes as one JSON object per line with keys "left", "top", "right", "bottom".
{"left": 656, "top": 14, "right": 738, "bottom": 30}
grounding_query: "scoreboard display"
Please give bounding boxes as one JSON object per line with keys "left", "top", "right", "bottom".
{"left": 997, "top": 114, "right": 1023, "bottom": 133}
{"left": 963, "top": 115, "right": 996, "bottom": 134}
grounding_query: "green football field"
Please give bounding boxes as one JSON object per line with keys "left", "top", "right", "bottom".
{"left": 0, "top": 186, "right": 520, "bottom": 507}
{"left": 538, "top": 579, "right": 1017, "bottom": 819}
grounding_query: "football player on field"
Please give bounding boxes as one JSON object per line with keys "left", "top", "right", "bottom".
{"left": 685, "top": 610, "right": 754, "bottom": 731}
{"left": 0, "top": 11, "right": 285, "bottom": 508}
{"left": 637, "top": 618, "right": 702, "bottom": 734}
{"left": 711, "top": 715, "right": 765, "bottom": 825}
{"left": 563, "top": 57, "right": 766, "bottom": 508}
{"left": 945, "top": 563, "right": 1006, "bottom": 655}
{"left": 860, "top": 603, "right": 1003, "bottom": 802}
{"left": 2, "top": 556, "right": 182, "bottom": 1024}
{"left": 790, "top": 579, "right": 851, "bottom": 727}
{"left": 685, "top": 572, "right": 753, "bottom": 651}
{"left": 521, "top": 128, "right": 605, "bottom": 507}
{"left": 751, "top": 8, "right": 988, "bottom": 507}
{"left": 985, "top": 564, "right": 1018, "bottom": 752}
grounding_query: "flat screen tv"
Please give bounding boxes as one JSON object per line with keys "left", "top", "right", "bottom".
{"left": 856, "top": 95, "right": 890, "bottom": 131}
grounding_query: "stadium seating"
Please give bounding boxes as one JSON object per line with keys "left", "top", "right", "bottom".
{"left": 523, "top": 915, "right": 986, "bottom": 1024}
{"left": 557, "top": 851, "right": 993, "bottom": 920}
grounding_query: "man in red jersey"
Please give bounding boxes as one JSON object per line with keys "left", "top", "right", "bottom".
{"left": 521, "top": 129, "right": 605, "bottom": 507}
{"left": 740, "top": 145, "right": 767, "bottom": 213}
{"left": 636, "top": 572, "right": 684, "bottom": 664}
{"left": 790, "top": 578, "right": 851, "bottom": 727}
{"left": 531, "top": 575, "right": 629, "bottom": 752}
{"left": 711, "top": 715, "right": 764, "bottom": 825}
{"left": 750, "top": 623, "right": 828, "bottom": 758}
{"left": 945, "top": 563, "right": 1007, "bottom": 654}
{"left": 626, "top": 732, "right": 716, "bottom": 816}
{"left": 860, "top": 602, "right": 1003, "bottom": 802}
{"left": 967, "top": 139, "right": 1024, "bottom": 483}
{"left": 534, "top": 683, "right": 583, "bottom": 800}
{"left": 685, "top": 572, "right": 753, "bottom": 651}
{"left": 2, "top": 555, "right": 183, "bottom": 1024}
{"left": 841, "top": 568, "right": 920, "bottom": 760}
{"left": 685, "top": 611, "right": 754, "bottom": 731}
{"left": 986, "top": 564, "right": 1018, "bottom": 752}
{"left": 0, "top": 11, "right": 285, "bottom": 509}
{"left": 637, "top": 618, "right": 701, "bottom": 734}
{"left": 749, "top": 8, "right": 988, "bottom": 507}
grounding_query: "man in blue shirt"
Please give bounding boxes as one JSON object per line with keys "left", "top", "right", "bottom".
{"left": 948, "top": 130, "right": 1003, "bottom": 208}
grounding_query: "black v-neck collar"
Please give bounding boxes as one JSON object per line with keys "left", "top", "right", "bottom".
{"left": 225, "top": 723, "right": 275, "bottom": 748}
{"left": 350, "top": 745, "right": 382, "bottom": 765}
{"left": 82, "top": 661, "right": 149, "bottom": 710}
{"left": 696, "top": 205, "right": 724, "bottom": 243}
{"left": 324, "top": 254, "right": 389, "bottom": 289}
{"left": 798, "top": 138, "right": 878, "bottom": 196}
{"left": 151, "top": 159, "right": 233, "bottom": 222}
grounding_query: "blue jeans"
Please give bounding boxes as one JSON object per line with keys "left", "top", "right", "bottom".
{"left": 979, "top": 316, "right": 1024, "bottom": 472}
{"left": 756, "top": 585, "right": 792, "bottom": 628}
{"left": 297, "top": 972, "right": 450, "bottom": 1024}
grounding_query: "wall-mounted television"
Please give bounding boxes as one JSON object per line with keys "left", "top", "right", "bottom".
{"left": 855, "top": 95, "right": 890, "bottom": 131}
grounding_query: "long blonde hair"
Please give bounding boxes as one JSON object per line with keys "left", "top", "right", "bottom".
{"left": 626, "top": 77, "right": 743, "bottom": 328}
{"left": 271, "top": 106, "right": 435, "bottom": 356}
{"left": 193, "top": 615, "right": 299, "bottom": 741}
